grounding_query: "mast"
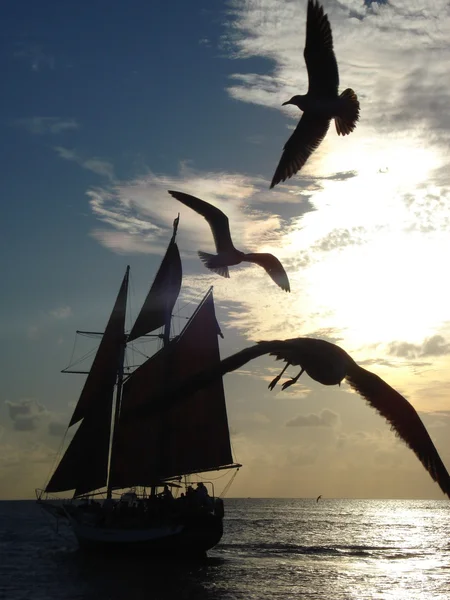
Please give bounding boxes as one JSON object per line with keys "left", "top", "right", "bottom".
{"left": 107, "top": 218, "right": 239, "bottom": 491}
{"left": 108, "top": 216, "right": 182, "bottom": 493}
{"left": 45, "top": 267, "right": 129, "bottom": 496}
{"left": 109, "top": 286, "right": 238, "bottom": 489}
{"left": 163, "top": 215, "right": 179, "bottom": 348}
{"left": 106, "top": 265, "right": 130, "bottom": 499}
{"left": 152, "top": 216, "right": 179, "bottom": 496}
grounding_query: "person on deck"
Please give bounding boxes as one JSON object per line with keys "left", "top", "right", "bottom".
{"left": 162, "top": 484, "right": 173, "bottom": 501}
{"left": 196, "top": 482, "right": 209, "bottom": 507}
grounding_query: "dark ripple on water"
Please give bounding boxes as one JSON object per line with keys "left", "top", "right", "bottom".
{"left": 1, "top": 498, "right": 450, "bottom": 600}
{"left": 219, "top": 541, "right": 425, "bottom": 561}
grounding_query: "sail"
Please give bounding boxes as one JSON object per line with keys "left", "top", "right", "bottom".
{"left": 109, "top": 289, "right": 233, "bottom": 489}
{"left": 69, "top": 268, "right": 129, "bottom": 426}
{"left": 127, "top": 218, "right": 182, "bottom": 342}
{"left": 45, "top": 268, "right": 129, "bottom": 495}
{"left": 45, "top": 396, "right": 113, "bottom": 495}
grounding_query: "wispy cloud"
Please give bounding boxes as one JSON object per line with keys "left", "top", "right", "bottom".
{"left": 26, "top": 305, "right": 73, "bottom": 341}
{"left": 66, "top": 1, "right": 450, "bottom": 412}
{"left": 83, "top": 153, "right": 450, "bottom": 362}
{"left": 388, "top": 335, "right": 450, "bottom": 359}
{"left": 286, "top": 409, "right": 339, "bottom": 428}
{"left": 54, "top": 146, "right": 115, "bottom": 181}
{"left": 48, "top": 421, "right": 68, "bottom": 437}
{"left": 27, "top": 325, "right": 40, "bottom": 341}
{"left": 14, "top": 42, "right": 55, "bottom": 72}
{"left": 198, "top": 37, "right": 212, "bottom": 47}
{"left": 222, "top": 0, "right": 450, "bottom": 212}
{"left": 49, "top": 306, "right": 72, "bottom": 320}
{"left": 5, "top": 399, "right": 46, "bottom": 432}
{"left": 4, "top": 398, "right": 72, "bottom": 443}
{"left": 13, "top": 117, "right": 79, "bottom": 135}
{"left": 86, "top": 163, "right": 310, "bottom": 257}
{"left": 224, "top": 0, "right": 450, "bottom": 139}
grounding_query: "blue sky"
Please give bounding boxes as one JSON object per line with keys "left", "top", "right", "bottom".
{"left": 3, "top": 0, "right": 450, "bottom": 500}
{"left": 1, "top": 0, "right": 267, "bottom": 388}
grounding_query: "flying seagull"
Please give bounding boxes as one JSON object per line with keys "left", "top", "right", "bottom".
{"left": 270, "top": 0, "right": 360, "bottom": 189}
{"left": 316, "top": 495, "right": 322, "bottom": 503}
{"left": 168, "top": 190, "right": 290, "bottom": 292}
{"left": 175, "top": 337, "right": 450, "bottom": 500}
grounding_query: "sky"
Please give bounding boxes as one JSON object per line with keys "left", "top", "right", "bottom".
{"left": 2, "top": 0, "right": 450, "bottom": 500}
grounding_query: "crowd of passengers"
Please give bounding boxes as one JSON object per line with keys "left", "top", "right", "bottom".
{"left": 78, "top": 482, "right": 218, "bottom": 525}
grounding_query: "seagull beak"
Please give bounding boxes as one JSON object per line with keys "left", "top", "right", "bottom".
{"left": 282, "top": 100, "right": 291, "bottom": 106}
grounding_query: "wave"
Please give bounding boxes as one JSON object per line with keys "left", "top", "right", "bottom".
{"left": 218, "top": 541, "right": 423, "bottom": 560}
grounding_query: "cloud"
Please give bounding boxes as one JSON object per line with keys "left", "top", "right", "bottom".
{"left": 3, "top": 399, "right": 72, "bottom": 449}
{"left": 25, "top": 307, "right": 72, "bottom": 342}
{"left": 221, "top": 0, "right": 450, "bottom": 232}
{"left": 49, "top": 306, "right": 72, "bottom": 320}
{"left": 421, "top": 410, "right": 450, "bottom": 430}
{"left": 324, "top": 170, "right": 358, "bottom": 182}
{"left": 48, "top": 421, "right": 68, "bottom": 437}
{"left": 233, "top": 412, "right": 271, "bottom": 430}
{"left": 66, "top": 0, "right": 450, "bottom": 388}
{"left": 81, "top": 153, "right": 450, "bottom": 370}
{"left": 286, "top": 408, "right": 339, "bottom": 428}
{"left": 311, "top": 226, "right": 368, "bottom": 253}
{"left": 223, "top": 0, "right": 450, "bottom": 141}
{"left": 282, "top": 445, "right": 317, "bottom": 467}
{"left": 388, "top": 335, "right": 450, "bottom": 359}
{"left": 5, "top": 399, "right": 46, "bottom": 432}
{"left": 85, "top": 163, "right": 313, "bottom": 258}
{"left": 54, "top": 146, "right": 115, "bottom": 181}
{"left": 271, "top": 386, "right": 311, "bottom": 401}
{"left": 14, "top": 43, "right": 55, "bottom": 71}
{"left": 12, "top": 417, "right": 38, "bottom": 432}
{"left": 13, "top": 117, "right": 78, "bottom": 135}
{"left": 335, "top": 429, "right": 398, "bottom": 456}
{"left": 27, "top": 325, "right": 40, "bottom": 340}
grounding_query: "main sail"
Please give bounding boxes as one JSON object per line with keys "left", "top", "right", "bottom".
{"left": 109, "top": 289, "right": 234, "bottom": 489}
{"left": 45, "top": 268, "right": 129, "bottom": 495}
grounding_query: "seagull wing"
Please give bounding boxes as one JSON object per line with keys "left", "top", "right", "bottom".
{"left": 168, "top": 190, "right": 235, "bottom": 254}
{"left": 245, "top": 253, "right": 291, "bottom": 292}
{"left": 345, "top": 363, "right": 450, "bottom": 499}
{"left": 270, "top": 113, "right": 330, "bottom": 188}
{"left": 121, "top": 343, "right": 270, "bottom": 423}
{"left": 165, "top": 343, "right": 274, "bottom": 403}
{"left": 304, "top": 0, "right": 339, "bottom": 97}
{"left": 183, "top": 341, "right": 299, "bottom": 395}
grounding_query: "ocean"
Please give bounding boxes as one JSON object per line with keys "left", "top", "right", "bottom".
{"left": 0, "top": 498, "right": 449, "bottom": 599}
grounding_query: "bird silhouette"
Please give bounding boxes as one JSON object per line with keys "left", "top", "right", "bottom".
{"left": 168, "top": 190, "right": 290, "bottom": 292}
{"left": 270, "top": 0, "right": 360, "bottom": 188}
{"left": 176, "top": 337, "right": 450, "bottom": 499}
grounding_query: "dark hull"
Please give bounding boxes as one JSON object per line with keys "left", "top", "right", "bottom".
{"left": 70, "top": 512, "right": 223, "bottom": 556}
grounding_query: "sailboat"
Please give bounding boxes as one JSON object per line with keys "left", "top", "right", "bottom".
{"left": 36, "top": 216, "right": 241, "bottom": 555}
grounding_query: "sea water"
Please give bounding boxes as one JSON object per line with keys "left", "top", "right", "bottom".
{"left": 0, "top": 498, "right": 449, "bottom": 599}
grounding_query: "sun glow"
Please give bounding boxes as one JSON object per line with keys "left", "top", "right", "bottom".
{"left": 304, "top": 231, "right": 450, "bottom": 346}
{"left": 278, "top": 138, "right": 450, "bottom": 350}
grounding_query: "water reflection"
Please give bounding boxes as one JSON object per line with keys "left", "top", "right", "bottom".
{"left": 53, "top": 550, "right": 227, "bottom": 600}
{"left": 3, "top": 500, "right": 450, "bottom": 600}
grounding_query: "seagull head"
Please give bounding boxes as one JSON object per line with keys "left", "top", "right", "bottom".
{"left": 282, "top": 95, "right": 306, "bottom": 111}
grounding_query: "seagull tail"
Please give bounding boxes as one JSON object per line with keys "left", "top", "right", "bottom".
{"left": 198, "top": 251, "right": 230, "bottom": 278}
{"left": 335, "top": 89, "right": 360, "bottom": 136}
